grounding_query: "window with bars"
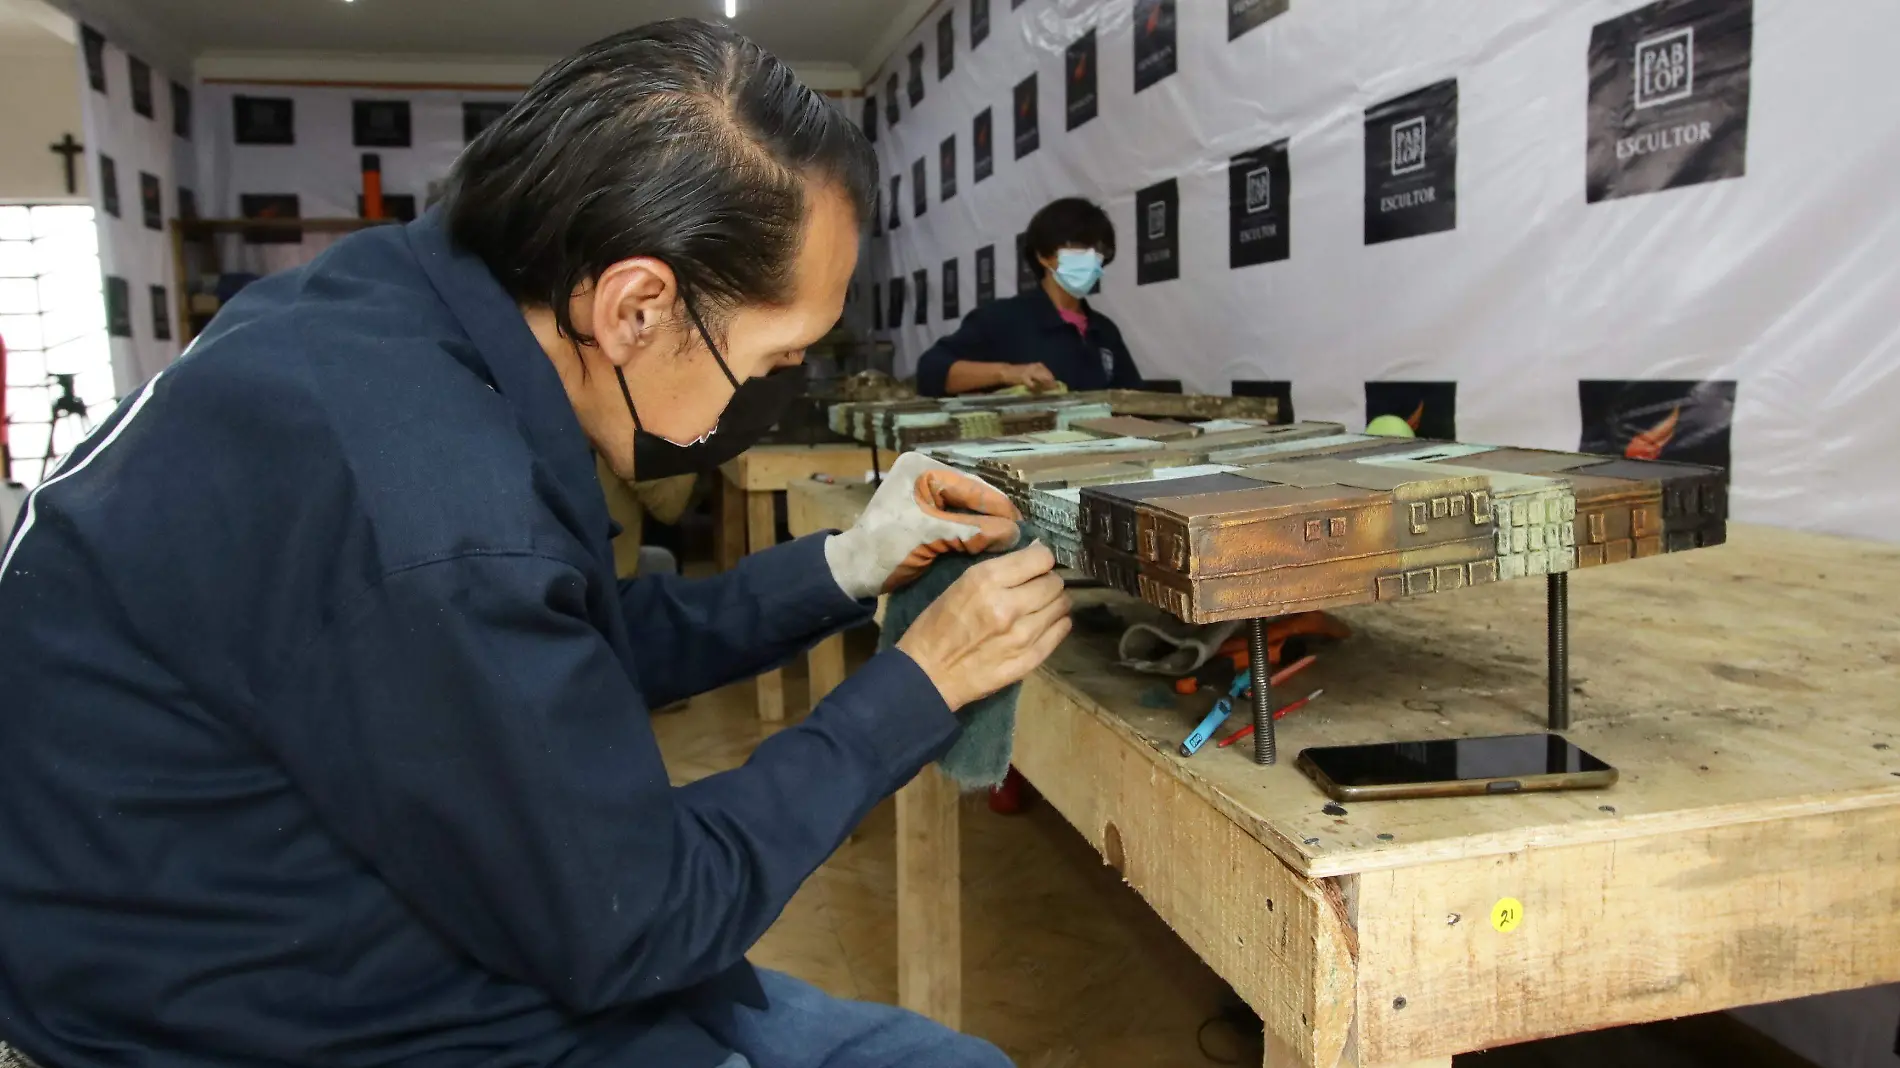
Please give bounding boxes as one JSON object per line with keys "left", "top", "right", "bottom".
{"left": 0, "top": 204, "right": 114, "bottom": 488}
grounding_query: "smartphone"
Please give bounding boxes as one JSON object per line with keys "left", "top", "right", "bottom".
{"left": 1295, "top": 733, "right": 1617, "bottom": 802}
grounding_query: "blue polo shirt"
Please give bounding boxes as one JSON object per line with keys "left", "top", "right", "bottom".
{"left": 0, "top": 211, "right": 960, "bottom": 1068}
{"left": 914, "top": 286, "right": 1144, "bottom": 396}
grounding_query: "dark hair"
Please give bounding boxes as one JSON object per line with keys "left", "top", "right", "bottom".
{"left": 1025, "top": 197, "right": 1116, "bottom": 277}
{"left": 444, "top": 18, "right": 876, "bottom": 345}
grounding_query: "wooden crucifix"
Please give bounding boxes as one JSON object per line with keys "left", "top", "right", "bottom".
{"left": 49, "top": 133, "right": 84, "bottom": 195}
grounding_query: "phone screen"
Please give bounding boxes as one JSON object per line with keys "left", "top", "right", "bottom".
{"left": 1300, "top": 733, "right": 1613, "bottom": 787}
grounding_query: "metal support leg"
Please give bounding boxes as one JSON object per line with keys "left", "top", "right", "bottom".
{"left": 1248, "top": 618, "right": 1276, "bottom": 765}
{"left": 1548, "top": 572, "right": 1570, "bottom": 731}
{"left": 870, "top": 439, "right": 882, "bottom": 485}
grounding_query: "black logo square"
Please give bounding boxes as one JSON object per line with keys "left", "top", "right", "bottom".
{"left": 908, "top": 45, "right": 926, "bottom": 106}
{"left": 150, "top": 284, "right": 171, "bottom": 342}
{"left": 81, "top": 25, "right": 105, "bottom": 93}
{"left": 1135, "top": 1, "right": 1177, "bottom": 93}
{"left": 463, "top": 101, "right": 512, "bottom": 143}
{"left": 913, "top": 268, "right": 930, "bottom": 326}
{"left": 1231, "top": 379, "right": 1294, "bottom": 423}
{"left": 1135, "top": 178, "right": 1180, "bottom": 285}
{"left": 889, "top": 174, "right": 902, "bottom": 230}
{"left": 1587, "top": 0, "right": 1752, "bottom": 203}
{"left": 889, "top": 276, "right": 906, "bottom": 327}
{"left": 139, "top": 172, "right": 162, "bottom": 231}
{"left": 234, "top": 96, "right": 295, "bottom": 145}
{"left": 976, "top": 245, "right": 997, "bottom": 305}
{"left": 172, "top": 81, "right": 192, "bottom": 139}
{"left": 1229, "top": 0, "right": 1289, "bottom": 42}
{"left": 912, "top": 158, "right": 927, "bottom": 218}
{"left": 1365, "top": 381, "right": 1457, "bottom": 440}
{"left": 354, "top": 100, "right": 412, "bottom": 148}
{"left": 972, "top": 0, "right": 991, "bottom": 48}
{"left": 1014, "top": 74, "right": 1040, "bottom": 159}
{"left": 1230, "top": 140, "right": 1290, "bottom": 268}
{"left": 873, "top": 186, "right": 883, "bottom": 236}
{"left": 938, "top": 13, "right": 956, "bottom": 80}
{"left": 177, "top": 186, "right": 197, "bottom": 221}
{"left": 1364, "top": 79, "right": 1457, "bottom": 244}
{"left": 873, "top": 282, "right": 884, "bottom": 330}
{"left": 104, "top": 275, "right": 131, "bottom": 338}
{"left": 129, "top": 55, "right": 153, "bottom": 119}
{"left": 862, "top": 95, "right": 878, "bottom": 143}
{"left": 1016, "top": 232, "right": 1038, "bottom": 293}
{"left": 99, "top": 156, "right": 119, "bottom": 218}
{"left": 940, "top": 136, "right": 958, "bottom": 202}
{"left": 974, "top": 109, "right": 994, "bottom": 182}
{"left": 886, "top": 73, "right": 901, "bottom": 126}
{"left": 1579, "top": 379, "right": 1735, "bottom": 469}
{"left": 942, "top": 257, "right": 961, "bottom": 319}
{"left": 1066, "top": 30, "right": 1098, "bottom": 131}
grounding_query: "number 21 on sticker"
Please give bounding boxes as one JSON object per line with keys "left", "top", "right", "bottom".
{"left": 1491, "top": 897, "right": 1524, "bottom": 933}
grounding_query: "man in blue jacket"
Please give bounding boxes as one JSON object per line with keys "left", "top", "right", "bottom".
{"left": 0, "top": 20, "right": 1070, "bottom": 1068}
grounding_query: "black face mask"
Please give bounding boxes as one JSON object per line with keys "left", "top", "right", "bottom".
{"left": 630, "top": 362, "right": 810, "bottom": 479}
{"left": 615, "top": 296, "right": 809, "bottom": 479}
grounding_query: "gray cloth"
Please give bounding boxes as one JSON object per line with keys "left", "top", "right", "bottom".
{"left": 1117, "top": 617, "right": 1242, "bottom": 676}
{"left": 877, "top": 523, "right": 1033, "bottom": 790}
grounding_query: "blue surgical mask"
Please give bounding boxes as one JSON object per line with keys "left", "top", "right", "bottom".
{"left": 1052, "top": 249, "right": 1104, "bottom": 299}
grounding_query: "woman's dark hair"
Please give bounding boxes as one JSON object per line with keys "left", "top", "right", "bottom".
{"left": 1024, "top": 197, "right": 1117, "bottom": 276}
{"left": 444, "top": 18, "right": 876, "bottom": 345}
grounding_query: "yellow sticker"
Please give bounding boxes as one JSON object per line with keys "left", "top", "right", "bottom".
{"left": 1491, "top": 897, "right": 1524, "bottom": 933}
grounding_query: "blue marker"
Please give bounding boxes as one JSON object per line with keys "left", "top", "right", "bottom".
{"left": 1180, "top": 671, "right": 1251, "bottom": 756}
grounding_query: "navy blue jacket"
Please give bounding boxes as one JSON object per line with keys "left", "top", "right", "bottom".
{"left": 914, "top": 287, "right": 1144, "bottom": 397}
{"left": 0, "top": 213, "right": 959, "bottom": 1068}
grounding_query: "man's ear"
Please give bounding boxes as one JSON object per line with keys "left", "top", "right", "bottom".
{"left": 592, "top": 257, "right": 678, "bottom": 364}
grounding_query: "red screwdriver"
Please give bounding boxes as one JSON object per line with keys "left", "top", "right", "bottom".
{"left": 1218, "top": 688, "right": 1325, "bottom": 748}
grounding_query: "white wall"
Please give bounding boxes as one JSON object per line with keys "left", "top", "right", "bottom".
{"left": 0, "top": 41, "right": 85, "bottom": 201}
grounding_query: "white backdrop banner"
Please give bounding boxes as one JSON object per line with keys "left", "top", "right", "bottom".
{"left": 858, "top": 0, "right": 1900, "bottom": 545}
{"left": 71, "top": 15, "right": 197, "bottom": 393}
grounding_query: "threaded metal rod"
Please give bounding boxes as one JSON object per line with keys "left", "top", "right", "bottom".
{"left": 1547, "top": 572, "right": 1569, "bottom": 731}
{"left": 1248, "top": 617, "right": 1276, "bottom": 765}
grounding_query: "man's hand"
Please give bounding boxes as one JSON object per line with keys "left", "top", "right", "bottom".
{"left": 823, "top": 452, "right": 1022, "bottom": 601}
{"left": 1000, "top": 362, "right": 1058, "bottom": 392}
{"left": 896, "top": 542, "right": 1071, "bottom": 710}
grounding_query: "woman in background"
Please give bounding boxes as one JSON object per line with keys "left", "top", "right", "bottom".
{"left": 915, "top": 197, "right": 1144, "bottom": 397}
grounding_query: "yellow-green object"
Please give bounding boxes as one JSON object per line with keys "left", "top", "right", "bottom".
{"left": 1365, "top": 414, "right": 1416, "bottom": 438}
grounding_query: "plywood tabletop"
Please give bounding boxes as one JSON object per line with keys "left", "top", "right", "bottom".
{"left": 720, "top": 443, "right": 877, "bottom": 492}
{"left": 785, "top": 482, "right": 1900, "bottom": 880}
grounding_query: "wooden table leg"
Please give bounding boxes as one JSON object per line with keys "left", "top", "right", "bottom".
{"left": 807, "top": 632, "right": 847, "bottom": 708}
{"left": 896, "top": 764, "right": 960, "bottom": 1030}
{"left": 747, "top": 489, "right": 785, "bottom": 723}
{"left": 717, "top": 472, "right": 746, "bottom": 572}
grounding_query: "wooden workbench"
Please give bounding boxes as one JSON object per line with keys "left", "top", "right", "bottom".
{"left": 786, "top": 479, "right": 1900, "bottom": 1067}
{"left": 718, "top": 443, "right": 877, "bottom": 721}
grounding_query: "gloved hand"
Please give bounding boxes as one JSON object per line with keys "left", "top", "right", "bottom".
{"left": 824, "top": 451, "right": 1022, "bottom": 600}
